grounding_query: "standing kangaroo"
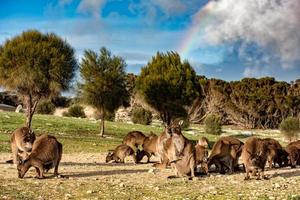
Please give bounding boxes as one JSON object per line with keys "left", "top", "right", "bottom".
{"left": 17, "top": 134, "right": 62, "bottom": 179}
{"left": 10, "top": 127, "right": 36, "bottom": 165}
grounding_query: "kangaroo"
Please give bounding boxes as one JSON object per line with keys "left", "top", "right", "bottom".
{"left": 10, "top": 127, "right": 36, "bottom": 165}
{"left": 136, "top": 132, "right": 158, "bottom": 163}
{"left": 17, "top": 134, "right": 62, "bottom": 179}
{"left": 154, "top": 124, "right": 172, "bottom": 169}
{"left": 241, "top": 137, "right": 269, "bottom": 180}
{"left": 198, "top": 137, "right": 209, "bottom": 149}
{"left": 122, "top": 131, "right": 147, "bottom": 151}
{"left": 163, "top": 121, "right": 196, "bottom": 178}
{"left": 195, "top": 143, "right": 208, "bottom": 174}
{"left": 285, "top": 140, "right": 300, "bottom": 168}
{"left": 262, "top": 138, "right": 288, "bottom": 168}
{"left": 207, "top": 136, "right": 244, "bottom": 174}
{"left": 106, "top": 144, "right": 137, "bottom": 163}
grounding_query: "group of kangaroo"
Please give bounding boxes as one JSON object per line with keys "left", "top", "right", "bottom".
{"left": 107, "top": 120, "right": 300, "bottom": 180}
{"left": 7, "top": 121, "right": 300, "bottom": 180}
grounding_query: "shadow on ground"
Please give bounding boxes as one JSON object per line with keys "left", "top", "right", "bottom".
{"left": 64, "top": 169, "right": 149, "bottom": 178}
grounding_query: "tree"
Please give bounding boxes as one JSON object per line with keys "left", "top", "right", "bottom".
{"left": 79, "top": 47, "right": 129, "bottom": 136}
{"left": 0, "top": 30, "right": 77, "bottom": 127}
{"left": 204, "top": 114, "right": 222, "bottom": 135}
{"left": 135, "top": 51, "right": 199, "bottom": 124}
{"left": 279, "top": 117, "right": 300, "bottom": 141}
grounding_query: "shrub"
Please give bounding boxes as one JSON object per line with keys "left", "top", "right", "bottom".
{"left": 63, "top": 105, "right": 86, "bottom": 118}
{"left": 36, "top": 100, "right": 56, "bottom": 115}
{"left": 279, "top": 117, "right": 300, "bottom": 141}
{"left": 204, "top": 114, "right": 222, "bottom": 135}
{"left": 105, "top": 111, "right": 115, "bottom": 121}
{"left": 131, "top": 107, "right": 152, "bottom": 125}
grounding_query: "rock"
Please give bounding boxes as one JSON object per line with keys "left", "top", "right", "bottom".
{"left": 148, "top": 169, "right": 154, "bottom": 173}
{"left": 154, "top": 187, "right": 159, "bottom": 191}
{"left": 86, "top": 190, "right": 94, "bottom": 194}
{"left": 119, "top": 183, "right": 124, "bottom": 187}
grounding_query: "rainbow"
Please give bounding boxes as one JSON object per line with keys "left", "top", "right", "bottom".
{"left": 178, "top": 3, "right": 214, "bottom": 59}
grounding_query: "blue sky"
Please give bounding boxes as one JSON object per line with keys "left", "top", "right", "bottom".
{"left": 0, "top": 0, "right": 299, "bottom": 82}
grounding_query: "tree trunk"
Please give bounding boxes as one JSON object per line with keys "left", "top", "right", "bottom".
{"left": 24, "top": 95, "right": 39, "bottom": 128}
{"left": 99, "top": 110, "right": 105, "bottom": 137}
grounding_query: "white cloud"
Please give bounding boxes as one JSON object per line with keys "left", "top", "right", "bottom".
{"left": 201, "top": 0, "right": 300, "bottom": 69}
{"left": 77, "top": 0, "right": 107, "bottom": 19}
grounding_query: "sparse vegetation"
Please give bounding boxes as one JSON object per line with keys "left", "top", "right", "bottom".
{"left": 204, "top": 114, "right": 222, "bottom": 135}
{"left": 63, "top": 105, "right": 86, "bottom": 118}
{"left": 36, "top": 100, "right": 56, "bottom": 115}
{"left": 131, "top": 106, "right": 152, "bottom": 125}
{"left": 279, "top": 117, "right": 300, "bottom": 141}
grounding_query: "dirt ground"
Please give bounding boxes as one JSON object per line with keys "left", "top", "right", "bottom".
{"left": 0, "top": 153, "right": 300, "bottom": 200}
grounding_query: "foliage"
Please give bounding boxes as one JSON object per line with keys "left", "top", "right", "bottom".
{"left": 279, "top": 117, "right": 300, "bottom": 140}
{"left": 204, "top": 114, "right": 222, "bottom": 135}
{"left": 131, "top": 106, "right": 152, "bottom": 125}
{"left": 63, "top": 105, "right": 86, "bottom": 118}
{"left": 190, "top": 76, "right": 300, "bottom": 129}
{"left": 36, "top": 100, "right": 56, "bottom": 115}
{"left": 51, "top": 96, "right": 71, "bottom": 108}
{"left": 0, "top": 30, "right": 77, "bottom": 127}
{"left": 104, "top": 111, "right": 115, "bottom": 121}
{"left": 0, "top": 91, "right": 20, "bottom": 106}
{"left": 135, "top": 51, "right": 199, "bottom": 124}
{"left": 78, "top": 47, "right": 129, "bottom": 136}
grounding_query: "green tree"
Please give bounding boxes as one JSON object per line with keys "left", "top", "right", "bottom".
{"left": 131, "top": 106, "right": 152, "bottom": 125}
{"left": 204, "top": 114, "right": 222, "bottom": 135}
{"left": 0, "top": 30, "right": 77, "bottom": 127}
{"left": 135, "top": 52, "right": 198, "bottom": 124}
{"left": 279, "top": 117, "right": 300, "bottom": 141}
{"left": 79, "top": 47, "right": 129, "bottom": 136}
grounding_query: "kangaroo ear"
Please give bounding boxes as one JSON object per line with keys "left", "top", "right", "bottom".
{"left": 178, "top": 120, "right": 184, "bottom": 126}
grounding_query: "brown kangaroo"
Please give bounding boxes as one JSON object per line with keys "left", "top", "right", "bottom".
{"left": 195, "top": 143, "right": 208, "bottom": 174}
{"left": 241, "top": 137, "right": 269, "bottom": 180}
{"left": 208, "top": 136, "right": 244, "bottom": 174}
{"left": 10, "top": 127, "right": 36, "bottom": 165}
{"left": 136, "top": 132, "right": 158, "bottom": 163}
{"left": 17, "top": 134, "right": 62, "bottom": 179}
{"left": 198, "top": 137, "right": 209, "bottom": 149}
{"left": 162, "top": 121, "right": 196, "bottom": 178}
{"left": 122, "top": 131, "right": 147, "bottom": 151}
{"left": 262, "top": 138, "right": 288, "bottom": 168}
{"left": 106, "top": 144, "right": 137, "bottom": 163}
{"left": 285, "top": 140, "right": 300, "bottom": 168}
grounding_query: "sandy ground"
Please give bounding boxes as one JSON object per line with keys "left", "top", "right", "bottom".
{"left": 1, "top": 153, "right": 300, "bottom": 200}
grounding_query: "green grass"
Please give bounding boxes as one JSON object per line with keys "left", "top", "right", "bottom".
{"left": 0, "top": 111, "right": 166, "bottom": 153}
{"left": 0, "top": 111, "right": 288, "bottom": 153}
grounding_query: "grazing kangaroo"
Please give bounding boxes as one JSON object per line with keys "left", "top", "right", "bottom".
{"left": 198, "top": 137, "right": 209, "bottom": 149}
{"left": 262, "top": 138, "right": 288, "bottom": 168}
{"left": 285, "top": 140, "right": 300, "bottom": 168}
{"left": 195, "top": 143, "right": 208, "bottom": 174}
{"left": 106, "top": 144, "right": 137, "bottom": 163}
{"left": 17, "top": 134, "right": 62, "bottom": 179}
{"left": 10, "top": 127, "right": 36, "bottom": 165}
{"left": 208, "top": 136, "right": 244, "bottom": 174}
{"left": 122, "top": 131, "right": 147, "bottom": 151}
{"left": 242, "top": 137, "right": 269, "bottom": 180}
{"left": 136, "top": 132, "right": 158, "bottom": 163}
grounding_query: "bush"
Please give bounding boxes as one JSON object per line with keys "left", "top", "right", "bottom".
{"left": 63, "top": 105, "right": 86, "bottom": 118}
{"left": 105, "top": 111, "right": 115, "bottom": 121}
{"left": 36, "top": 100, "right": 56, "bottom": 114}
{"left": 131, "top": 107, "right": 152, "bottom": 125}
{"left": 279, "top": 117, "right": 300, "bottom": 141}
{"left": 204, "top": 114, "right": 222, "bottom": 135}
